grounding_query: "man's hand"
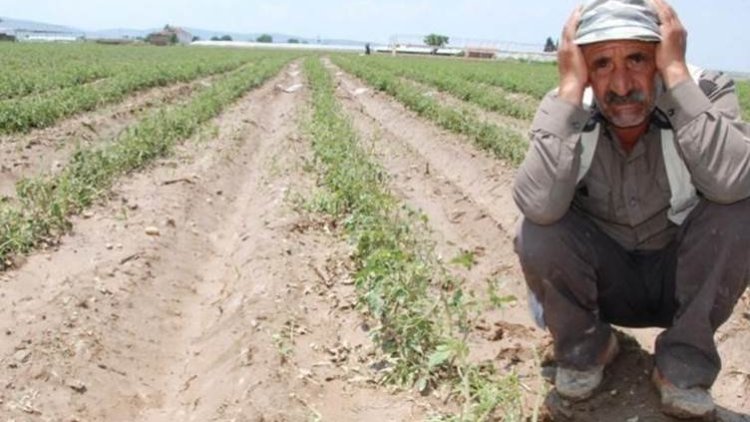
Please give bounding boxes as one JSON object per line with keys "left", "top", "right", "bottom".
{"left": 651, "top": 0, "right": 691, "bottom": 88}
{"left": 557, "top": 6, "right": 588, "bottom": 106}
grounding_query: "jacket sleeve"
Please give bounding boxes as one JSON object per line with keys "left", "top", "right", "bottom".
{"left": 656, "top": 71, "right": 750, "bottom": 203}
{"left": 513, "top": 92, "right": 591, "bottom": 225}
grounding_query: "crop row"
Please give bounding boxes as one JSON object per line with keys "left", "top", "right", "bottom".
{"left": 0, "top": 48, "right": 273, "bottom": 134}
{"left": 371, "top": 55, "right": 557, "bottom": 100}
{"left": 0, "top": 43, "right": 265, "bottom": 101}
{"left": 349, "top": 55, "right": 537, "bottom": 120}
{"left": 304, "top": 56, "right": 523, "bottom": 421}
{"left": 0, "top": 51, "right": 295, "bottom": 265}
{"left": 332, "top": 55, "right": 528, "bottom": 167}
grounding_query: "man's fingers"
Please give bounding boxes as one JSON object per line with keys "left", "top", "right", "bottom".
{"left": 562, "top": 6, "right": 582, "bottom": 40}
{"left": 650, "top": 0, "right": 677, "bottom": 23}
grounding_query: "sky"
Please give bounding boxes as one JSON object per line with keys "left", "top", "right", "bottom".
{"left": 3, "top": 0, "right": 749, "bottom": 72}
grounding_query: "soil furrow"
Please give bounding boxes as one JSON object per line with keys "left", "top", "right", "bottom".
{"left": 0, "top": 74, "right": 220, "bottom": 201}
{"left": 396, "top": 75, "right": 533, "bottom": 134}
{"left": 328, "top": 60, "right": 520, "bottom": 242}
{"left": 0, "top": 62, "right": 431, "bottom": 422}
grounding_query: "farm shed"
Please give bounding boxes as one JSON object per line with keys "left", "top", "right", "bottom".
{"left": 148, "top": 26, "right": 193, "bottom": 46}
{"left": 464, "top": 47, "right": 497, "bottom": 59}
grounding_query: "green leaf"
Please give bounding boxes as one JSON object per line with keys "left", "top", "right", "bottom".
{"left": 428, "top": 344, "right": 455, "bottom": 369}
{"left": 450, "top": 250, "right": 476, "bottom": 270}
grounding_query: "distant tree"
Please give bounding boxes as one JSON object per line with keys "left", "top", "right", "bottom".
{"left": 544, "top": 36, "right": 558, "bottom": 52}
{"left": 220, "top": 35, "right": 233, "bottom": 41}
{"left": 192, "top": 36, "right": 201, "bottom": 42}
{"left": 424, "top": 33, "right": 449, "bottom": 48}
{"left": 287, "top": 38, "right": 299, "bottom": 44}
{"left": 257, "top": 34, "right": 273, "bottom": 43}
{"left": 170, "top": 33, "right": 178, "bottom": 44}
{"left": 210, "top": 36, "right": 220, "bottom": 41}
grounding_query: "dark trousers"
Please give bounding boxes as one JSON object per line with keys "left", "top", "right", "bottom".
{"left": 514, "top": 198, "right": 750, "bottom": 389}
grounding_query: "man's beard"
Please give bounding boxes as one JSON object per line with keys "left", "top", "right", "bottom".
{"left": 605, "top": 90, "right": 650, "bottom": 127}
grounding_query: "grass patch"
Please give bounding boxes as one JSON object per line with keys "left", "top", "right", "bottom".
{"left": 738, "top": 80, "right": 749, "bottom": 122}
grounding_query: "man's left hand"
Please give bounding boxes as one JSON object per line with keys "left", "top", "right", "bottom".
{"left": 651, "top": 0, "right": 691, "bottom": 88}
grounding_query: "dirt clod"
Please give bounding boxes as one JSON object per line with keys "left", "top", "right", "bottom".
{"left": 144, "top": 226, "right": 160, "bottom": 236}
{"left": 67, "top": 379, "right": 87, "bottom": 394}
{"left": 13, "top": 349, "right": 31, "bottom": 364}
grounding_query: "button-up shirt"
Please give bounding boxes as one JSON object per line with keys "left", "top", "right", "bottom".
{"left": 513, "top": 71, "right": 750, "bottom": 251}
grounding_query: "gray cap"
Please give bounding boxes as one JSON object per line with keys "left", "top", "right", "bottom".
{"left": 575, "top": 0, "right": 661, "bottom": 45}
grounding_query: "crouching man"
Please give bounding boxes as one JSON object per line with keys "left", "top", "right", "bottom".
{"left": 513, "top": 0, "right": 750, "bottom": 418}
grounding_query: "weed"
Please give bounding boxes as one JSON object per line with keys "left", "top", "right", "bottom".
{"left": 486, "top": 278, "right": 518, "bottom": 310}
{"left": 450, "top": 250, "right": 477, "bottom": 270}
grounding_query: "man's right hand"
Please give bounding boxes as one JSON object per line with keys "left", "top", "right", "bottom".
{"left": 558, "top": 6, "right": 588, "bottom": 106}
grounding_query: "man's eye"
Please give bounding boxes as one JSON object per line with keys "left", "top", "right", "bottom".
{"left": 629, "top": 54, "right": 648, "bottom": 65}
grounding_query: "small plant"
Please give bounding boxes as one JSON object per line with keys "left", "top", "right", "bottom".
{"left": 450, "top": 250, "right": 477, "bottom": 270}
{"left": 486, "top": 278, "right": 518, "bottom": 310}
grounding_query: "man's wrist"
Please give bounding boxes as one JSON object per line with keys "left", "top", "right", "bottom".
{"left": 558, "top": 82, "right": 585, "bottom": 106}
{"left": 660, "top": 63, "right": 691, "bottom": 89}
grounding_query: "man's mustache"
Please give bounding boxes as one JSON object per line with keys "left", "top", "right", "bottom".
{"left": 605, "top": 90, "right": 646, "bottom": 105}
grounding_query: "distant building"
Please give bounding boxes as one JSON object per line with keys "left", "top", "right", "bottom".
{"left": 148, "top": 25, "right": 193, "bottom": 46}
{"left": 0, "top": 18, "right": 83, "bottom": 42}
{"left": 19, "top": 33, "right": 79, "bottom": 42}
{"left": 465, "top": 47, "right": 497, "bottom": 59}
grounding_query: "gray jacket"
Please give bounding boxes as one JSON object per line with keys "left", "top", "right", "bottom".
{"left": 513, "top": 72, "right": 750, "bottom": 250}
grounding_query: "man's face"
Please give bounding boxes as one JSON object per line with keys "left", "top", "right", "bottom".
{"left": 581, "top": 40, "right": 658, "bottom": 128}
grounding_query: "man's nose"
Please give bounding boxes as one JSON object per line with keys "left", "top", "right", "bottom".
{"left": 609, "top": 66, "right": 633, "bottom": 96}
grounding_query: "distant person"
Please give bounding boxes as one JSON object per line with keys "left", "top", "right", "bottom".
{"left": 365, "top": 43, "right": 371, "bottom": 55}
{"left": 513, "top": 0, "right": 749, "bottom": 419}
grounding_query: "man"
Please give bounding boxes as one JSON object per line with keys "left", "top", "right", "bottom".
{"left": 513, "top": 0, "right": 749, "bottom": 418}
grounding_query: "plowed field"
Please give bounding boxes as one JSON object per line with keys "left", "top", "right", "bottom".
{"left": 1, "top": 46, "right": 748, "bottom": 421}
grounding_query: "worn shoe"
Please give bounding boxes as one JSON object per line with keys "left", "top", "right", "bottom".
{"left": 652, "top": 368, "right": 715, "bottom": 420}
{"left": 555, "top": 333, "right": 619, "bottom": 401}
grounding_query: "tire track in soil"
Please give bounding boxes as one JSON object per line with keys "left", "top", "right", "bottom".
{"left": 0, "top": 62, "right": 432, "bottom": 421}
{"left": 329, "top": 60, "right": 750, "bottom": 421}
{"left": 0, "top": 74, "right": 221, "bottom": 201}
